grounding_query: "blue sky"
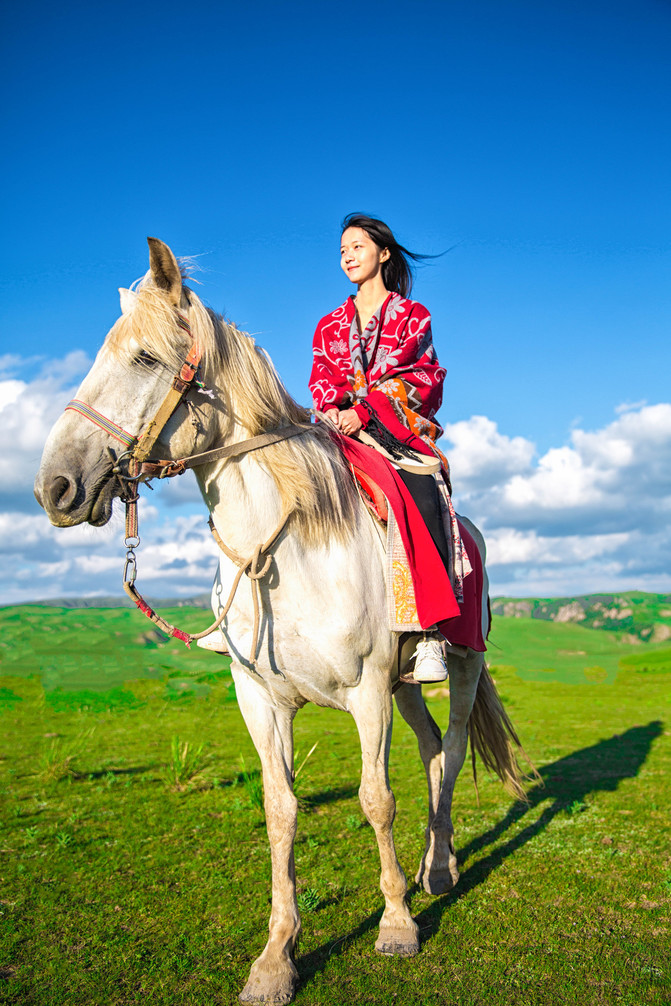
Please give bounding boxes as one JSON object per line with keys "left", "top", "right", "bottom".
{"left": 2, "top": 0, "right": 670, "bottom": 602}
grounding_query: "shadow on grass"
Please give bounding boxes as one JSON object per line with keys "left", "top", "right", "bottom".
{"left": 458, "top": 719, "right": 664, "bottom": 864}
{"left": 296, "top": 720, "right": 663, "bottom": 981}
{"left": 81, "top": 766, "right": 155, "bottom": 780}
{"left": 299, "top": 784, "right": 359, "bottom": 810}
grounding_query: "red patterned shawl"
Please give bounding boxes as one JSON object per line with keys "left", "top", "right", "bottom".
{"left": 309, "top": 293, "right": 447, "bottom": 458}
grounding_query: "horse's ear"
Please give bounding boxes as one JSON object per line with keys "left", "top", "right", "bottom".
{"left": 147, "top": 237, "right": 182, "bottom": 306}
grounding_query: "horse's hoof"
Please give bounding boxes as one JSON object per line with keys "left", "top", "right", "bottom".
{"left": 375, "top": 928, "right": 420, "bottom": 957}
{"left": 239, "top": 966, "right": 298, "bottom": 1005}
{"left": 239, "top": 983, "right": 297, "bottom": 1006}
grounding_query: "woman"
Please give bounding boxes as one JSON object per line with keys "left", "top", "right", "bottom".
{"left": 309, "top": 214, "right": 454, "bottom": 682}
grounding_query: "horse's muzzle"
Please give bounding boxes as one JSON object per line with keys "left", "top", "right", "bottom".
{"left": 34, "top": 466, "right": 116, "bottom": 527}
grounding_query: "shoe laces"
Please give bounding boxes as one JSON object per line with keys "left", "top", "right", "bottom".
{"left": 413, "top": 637, "right": 444, "bottom": 661}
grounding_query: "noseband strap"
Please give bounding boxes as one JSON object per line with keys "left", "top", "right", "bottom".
{"left": 65, "top": 400, "right": 136, "bottom": 448}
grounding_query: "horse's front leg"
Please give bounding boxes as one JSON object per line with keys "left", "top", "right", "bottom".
{"left": 420, "top": 649, "right": 483, "bottom": 895}
{"left": 234, "top": 671, "right": 300, "bottom": 1006}
{"left": 351, "top": 674, "right": 419, "bottom": 957}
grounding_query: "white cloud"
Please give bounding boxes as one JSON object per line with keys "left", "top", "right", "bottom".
{"left": 615, "top": 399, "right": 647, "bottom": 415}
{"left": 1, "top": 503, "right": 220, "bottom": 604}
{"left": 442, "top": 403, "right": 671, "bottom": 595}
{"left": 444, "top": 404, "right": 671, "bottom": 533}
{"left": 442, "top": 415, "right": 535, "bottom": 491}
{"left": 485, "top": 528, "right": 631, "bottom": 567}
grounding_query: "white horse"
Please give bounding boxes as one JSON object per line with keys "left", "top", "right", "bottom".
{"left": 35, "top": 239, "right": 526, "bottom": 1005}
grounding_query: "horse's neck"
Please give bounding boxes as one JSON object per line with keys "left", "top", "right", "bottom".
{"left": 195, "top": 447, "right": 284, "bottom": 556}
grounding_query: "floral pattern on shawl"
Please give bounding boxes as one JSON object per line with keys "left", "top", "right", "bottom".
{"left": 309, "top": 293, "right": 447, "bottom": 445}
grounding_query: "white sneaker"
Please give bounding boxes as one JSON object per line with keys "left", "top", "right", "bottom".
{"left": 196, "top": 629, "right": 229, "bottom": 653}
{"left": 412, "top": 635, "right": 448, "bottom": 683}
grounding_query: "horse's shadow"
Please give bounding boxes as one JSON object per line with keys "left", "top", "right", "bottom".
{"left": 297, "top": 720, "right": 663, "bottom": 980}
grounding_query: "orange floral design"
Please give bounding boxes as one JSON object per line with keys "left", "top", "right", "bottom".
{"left": 392, "top": 559, "right": 419, "bottom": 624}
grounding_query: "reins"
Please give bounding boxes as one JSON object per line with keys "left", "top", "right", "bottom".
{"left": 64, "top": 308, "right": 307, "bottom": 661}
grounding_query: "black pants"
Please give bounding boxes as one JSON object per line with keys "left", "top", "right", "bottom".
{"left": 397, "top": 470, "right": 451, "bottom": 575}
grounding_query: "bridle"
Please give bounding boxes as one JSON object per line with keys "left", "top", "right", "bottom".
{"left": 64, "top": 309, "right": 308, "bottom": 658}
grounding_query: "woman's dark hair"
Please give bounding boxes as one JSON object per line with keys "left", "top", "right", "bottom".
{"left": 341, "top": 212, "right": 431, "bottom": 298}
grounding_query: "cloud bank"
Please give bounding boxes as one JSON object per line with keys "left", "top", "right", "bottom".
{"left": 2, "top": 354, "right": 670, "bottom": 603}
{"left": 442, "top": 404, "right": 671, "bottom": 596}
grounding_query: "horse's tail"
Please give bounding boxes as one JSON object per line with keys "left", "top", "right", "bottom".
{"left": 468, "top": 662, "right": 536, "bottom": 802}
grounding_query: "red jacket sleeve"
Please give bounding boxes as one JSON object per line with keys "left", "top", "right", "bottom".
{"left": 308, "top": 314, "right": 354, "bottom": 412}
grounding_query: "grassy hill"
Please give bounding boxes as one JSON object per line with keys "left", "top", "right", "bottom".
{"left": 0, "top": 604, "right": 232, "bottom": 701}
{"left": 491, "top": 590, "right": 671, "bottom": 644}
{"left": 19, "top": 590, "right": 671, "bottom": 647}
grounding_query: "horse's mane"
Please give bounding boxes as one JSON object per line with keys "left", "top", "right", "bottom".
{"left": 107, "top": 271, "right": 359, "bottom": 547}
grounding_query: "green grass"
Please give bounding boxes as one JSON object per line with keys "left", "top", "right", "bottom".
{"left": 0, "top": 605, "right": 669, "bottom": 1004}
{"left": 0, "top": 603, "right": 233, "bottom": 693}
{"left": 486, "top": 616, "right": 660, "bottom": 684}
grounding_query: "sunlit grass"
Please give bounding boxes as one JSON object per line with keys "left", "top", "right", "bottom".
{"left": 0, "top": 605, "right": 669, "bottom": 1004}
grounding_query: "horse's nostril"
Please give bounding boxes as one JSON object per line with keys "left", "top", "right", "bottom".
{"left": 49, "top": 475, "right": 77, "bottom": 510}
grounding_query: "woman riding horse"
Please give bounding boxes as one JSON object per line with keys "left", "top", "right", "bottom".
{"left": 309, "top": 214, "right": 454, "bottom": 683}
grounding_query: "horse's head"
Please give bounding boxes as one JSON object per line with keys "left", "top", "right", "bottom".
{"left": 34, "top": 238, "right": 221, "bottom": 527}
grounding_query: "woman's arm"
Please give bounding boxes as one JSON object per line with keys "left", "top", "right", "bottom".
{"left": 308, "top": 314, "right": 354, "bottom": 413}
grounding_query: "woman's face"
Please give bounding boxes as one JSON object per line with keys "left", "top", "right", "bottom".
{"left": 340, "top": 227, "right": 389, "bottom": 286}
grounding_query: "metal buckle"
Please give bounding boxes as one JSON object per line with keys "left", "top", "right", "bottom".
{"left": 123, "top": 549, "right": 138, "bottom": 584}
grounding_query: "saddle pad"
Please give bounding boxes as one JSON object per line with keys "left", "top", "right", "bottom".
{"left": 352, "top": 465, "right": 389, "bottom": 523}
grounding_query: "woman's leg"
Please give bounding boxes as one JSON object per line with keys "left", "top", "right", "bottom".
{"left": 396, "top": 470, "right": 451, "bottom": 573}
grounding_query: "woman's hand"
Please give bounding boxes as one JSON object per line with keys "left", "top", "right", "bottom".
{"left": 323, "top": 408, "right": 341, "bottom": 426}
{"left": 337, "top": 409, "right": 362, "bottom": 436}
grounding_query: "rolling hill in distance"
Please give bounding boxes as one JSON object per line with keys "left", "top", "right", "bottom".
{"left": 490, "top": 591, "right": 671, "bottom": 644}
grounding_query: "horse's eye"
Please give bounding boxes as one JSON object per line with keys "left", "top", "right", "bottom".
{"left": 135, "top": 350, "right": 157, "bottom": 367}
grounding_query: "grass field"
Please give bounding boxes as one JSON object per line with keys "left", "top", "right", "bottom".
{"left": 1, "top": 605, "right": 670, "bottom": 1005}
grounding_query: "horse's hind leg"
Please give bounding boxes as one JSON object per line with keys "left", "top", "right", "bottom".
{"left": 393, "top": 684, "right": 444, "bottom": 888}
{"left": 421, "top": 649, "right": 483, "bottom": 895}
{"left": 350, "top": 674, "right": 419, "bottom": 957}
{"left": 233, "top": 671, "right": 300, "bottom": 1006}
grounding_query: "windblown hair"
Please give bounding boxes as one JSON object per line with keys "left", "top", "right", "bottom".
{"left": 107, "top": 269, "right": 359, "bottom": 547}
{"left": 342, "top": 212, "right": 434, "bottom": 299}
